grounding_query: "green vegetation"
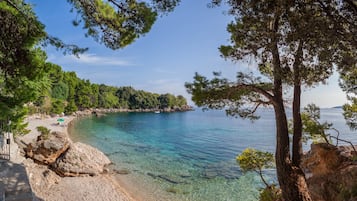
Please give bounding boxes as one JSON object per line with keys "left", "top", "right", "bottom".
{"left": 36, "top": 126, "right": 51, "bottom": 140}
{"left": 0, "top": 0, "right": 49, "bottom": 135}
{"left": 28, "top": 62, "right": 188, "bottom": 115}
{"left": 340, "top": 67, "right": 357, "bottom": 130}
{"left": 187, "top": 1, "right": 356, "bottom": 200}
{"left": 67, "top": 0, "right": 180, "bottom": 49}
{"left": 236, "top": 148, "right": 280, "bottom": 201}
{"left": 237, "top": 148, "right": 274, "bottom": 187}
{"left": 291, "top": 104, "right": 334, "bottom": 144}
{"left": 0, "top": 0, "right": 186, "bottom": 135}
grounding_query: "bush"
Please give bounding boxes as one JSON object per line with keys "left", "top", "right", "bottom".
{"left": 260, "top": 185, "right": 282, "bottom": 201}
{"left": 36, "top": 126, "right": 51, "bottom": 139}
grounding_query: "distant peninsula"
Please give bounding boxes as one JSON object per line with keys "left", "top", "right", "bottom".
{"left": 332, "top": 106, "right": 343, "bottom": 109}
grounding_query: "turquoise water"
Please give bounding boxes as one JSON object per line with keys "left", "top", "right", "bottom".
{"left": 69, "top": 108, "right": 356, "bottom": 201}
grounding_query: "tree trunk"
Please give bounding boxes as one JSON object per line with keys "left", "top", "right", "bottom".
{"left": 292, "top": 83, "right": 303, "bottom": 166}
{"left": 271, "top": 15, "right": 311, "bottom": 199}
{"left": 292, "top": 40, "right": 304, "bottom": 167}
{"left": 273, "top": 102, "right": 312, "bottom": 201}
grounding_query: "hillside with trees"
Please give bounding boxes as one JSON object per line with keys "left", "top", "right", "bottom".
{"left": 29, "top": 62, "right": 189, "bottom": 115}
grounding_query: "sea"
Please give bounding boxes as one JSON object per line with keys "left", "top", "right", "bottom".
{"left": 68, "top": 108, "right": 357, "bottom": 201}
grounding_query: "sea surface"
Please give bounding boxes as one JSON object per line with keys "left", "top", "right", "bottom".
{"left": 69, "top": 108, "right": 356, "bottom": 201}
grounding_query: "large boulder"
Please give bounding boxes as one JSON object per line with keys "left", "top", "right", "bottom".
{"left": 302, "top": 143, "right": 357, "bottom": 201}
{"left": 53, "top": 142, "right": 111, "bottom": 177}
{"left": 25, "top": 131, "right": 71, "bottom": 165}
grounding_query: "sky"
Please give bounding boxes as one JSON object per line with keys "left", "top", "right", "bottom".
{"left": 27, "top": 0, "right": 347, "bottom": 108}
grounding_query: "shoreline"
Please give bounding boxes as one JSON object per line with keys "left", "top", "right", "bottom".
{"left": 66, "top": 115, "right": 140, "bottom": 201}
{"left": 17, "top": 114, "right": 136, "bottom": 201}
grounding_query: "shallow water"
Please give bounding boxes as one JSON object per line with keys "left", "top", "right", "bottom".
{"left": 69, "top": 108, "right": 356, "bottom": 201}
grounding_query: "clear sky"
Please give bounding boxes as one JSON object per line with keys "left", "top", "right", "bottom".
{"left": 28, "top": 0, "right": 347, "bottom": 108}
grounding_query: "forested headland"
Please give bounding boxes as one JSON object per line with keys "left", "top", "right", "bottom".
{"left": 29, "top": 62, "right": 190, "bottom": 115}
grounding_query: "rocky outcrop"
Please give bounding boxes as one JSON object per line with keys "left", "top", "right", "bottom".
{"left": 302, "top": 143, "right": 357, "bottom": 201}
{"left": 25, "top": 131, "right": 71, "bottom": 165}
{"left": 53, "top": 142, "right": 111, "bottom": 177}
{"left": 24, "top": 131, "right": 110, "bottom": 177}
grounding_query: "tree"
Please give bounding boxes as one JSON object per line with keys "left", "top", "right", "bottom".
{"left": 237, "top": 148, "right": 280, "bottom": 201}
{"left": 51, "top": 81, "right": 69, "bottom": 100}
{"left": 75, "top": 79, "right": 93, "bottom": 109}
{"left": 50, "top": 0, "right": 180, "bottom": 49}
{"left": 98, "top": 84, "right": 119, "bottom": 108}
{"left": 51, "top": 99, "right": 65, "bottom": 114}
{"left": 237, "top": 148, "right": 274, "bottom": 188}
{"left": 3, "top": 0, "right": 180, "bottom": 52}
{"left": 300, "top": 104, "right": 333, "bottom": 144}
{"left": 186, "top": 1, "right": 355, "bottom": 200}
{"left": 0, "top": 0, "right": 49, "bottom": 134}
{"left": 176, "top": 95, "right": 187, "bottom": 107}
{"left": 339, "top": 65, "right": 357, "bottom": 130}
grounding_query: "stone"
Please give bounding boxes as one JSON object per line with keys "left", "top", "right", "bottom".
{"left": 25, "top": 131, "right": 71, "bottom": 165}
{"left": 53, "top": 142, "right": 111, "bottom": 177}
{"left": 302, "top": 143, "right": 357, "bottom": 201}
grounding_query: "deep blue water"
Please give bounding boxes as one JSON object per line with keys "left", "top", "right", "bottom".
{"left": 69, "top": 108, "right": 356, "bottom": 201}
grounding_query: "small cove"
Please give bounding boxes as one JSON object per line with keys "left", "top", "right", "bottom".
{"left": 68, "top": 108, "right": 356, "bottom": 201}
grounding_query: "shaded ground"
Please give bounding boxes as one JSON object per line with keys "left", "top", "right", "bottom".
{"left": 0, "top": 160, "right": 37, "bottom": 201}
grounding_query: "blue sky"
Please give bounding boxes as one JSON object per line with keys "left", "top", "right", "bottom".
{"left": 28, "top": 0, "right": 347, "bottom": 108}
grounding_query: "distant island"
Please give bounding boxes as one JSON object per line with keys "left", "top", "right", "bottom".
{"left": 332, "top": 106, "right": 343, "bottom": 109}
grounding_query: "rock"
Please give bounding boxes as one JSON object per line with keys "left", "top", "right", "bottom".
{"left": 23, "top": 158, "right": 61, "bottom": 197}
{"left": 302, "top": 143, "right": 357, "bottom": 201}
{"left": 25, "top": 131, "right": 71, "bottom": 165}
{"left": 146, "top": 172, "right": 187, "bottom": 184}
{"left": 113, "top": 169, "right": 130, "bottom": 175}
{"left": 53, "top": 142, "right": 111, "bottom": 177}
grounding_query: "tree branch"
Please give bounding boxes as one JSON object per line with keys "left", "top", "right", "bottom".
{"left": 233, "top": 84, "right": 275, "bottom": 105}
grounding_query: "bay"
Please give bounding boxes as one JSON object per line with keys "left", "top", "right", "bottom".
{"left": 69, "top": 108, "right": 356, "bottom": 201}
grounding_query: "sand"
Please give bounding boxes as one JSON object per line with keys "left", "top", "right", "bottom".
{"left": 15, "top": 114, "right": 135, "bottom": 201}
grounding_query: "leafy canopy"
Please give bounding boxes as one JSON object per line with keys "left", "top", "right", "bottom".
{"left": 67, "top": 0, "right": 180, "bottom": 49}
{"left": 237, "top": 148, "right": 274, "bottom": 173}
{"left": 0, "top": 0, "right": 50, "bottom": 134}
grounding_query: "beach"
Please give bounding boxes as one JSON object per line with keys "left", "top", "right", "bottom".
{"left": 12, "top": 114, "right": 135, "bottom": 201}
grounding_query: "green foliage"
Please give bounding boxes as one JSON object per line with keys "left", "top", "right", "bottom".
{"left": 64, "top": 100, "right": 78, "bottom": 115}
{"left": 51, "top": 82, "right": 69, "bottom": 100}
{"left": 176, "top": 95, "right": 187, "bottom": 107}
{"left": 237, "top": 148, "right": 274, "bottom": 188}
{"left": 300, "top": 104, "right": 332, "bottom": 144}
{"left": 0, "top": 0, "right": 49, "bottom": 133}
{"left": 237, "top": 148, "right": 274, "bottom": 173}
{"left": 67, "top": 0, "right": 180, "bottom": 49}
{"left": 237, "top": 148, "right": 279, "bottom": 200}
{"left": 343, "top": 98, "right": 357, "bottom": 130}
{"left": 51, "top": 99, "right": 65, "bottom": 114}
{"left": 29, "top": 63, "right": 188, "bottom": 113}
{"left": 340, "top": 68, "right": 357, "bottom": 131}
{"left": 98, "top": 85, "right": 119, "bottom": 108}
{"left": 7, "top": 107, "right": 30, "bottom": 136}
{"left": 259, "top": 185, "right": 281, "bottom": 201}
{"left": 185, "top": 72, "right": 271, "bottom": 120}
{"left": 187, "top": 2, "right": 356, "bottom": 199}
{"left": 36, "top": 126, "right": 50, "bottom": 140}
